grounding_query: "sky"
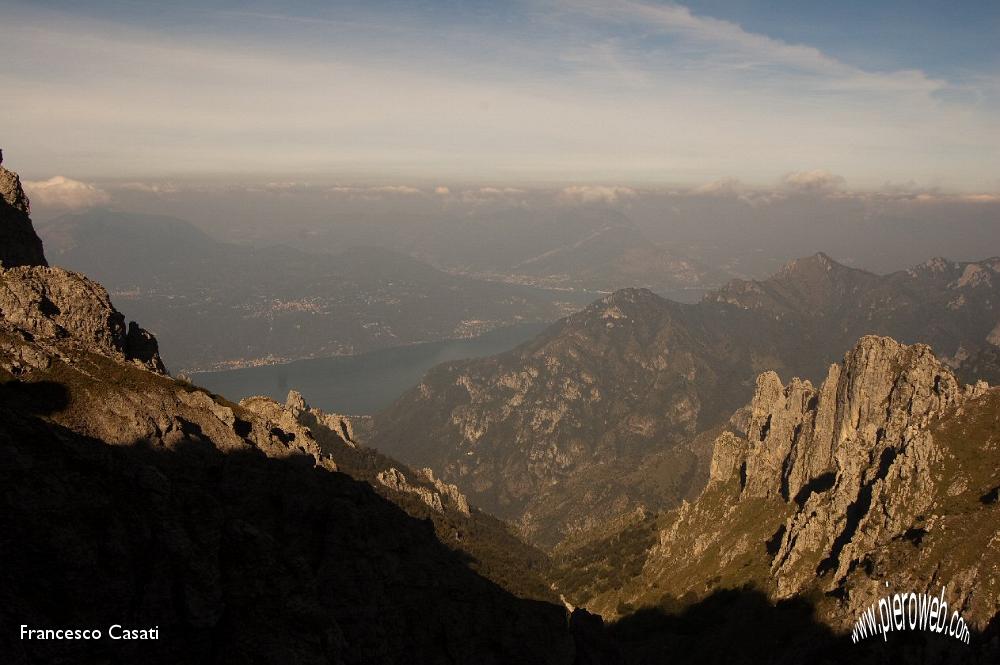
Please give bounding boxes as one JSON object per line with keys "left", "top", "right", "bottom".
{"left": 2, "top": 0, "right": 999, "bottom": 193}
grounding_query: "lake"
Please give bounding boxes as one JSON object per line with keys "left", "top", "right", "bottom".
{"left": 190, "top": 322, "right": 548, "bottom": 414}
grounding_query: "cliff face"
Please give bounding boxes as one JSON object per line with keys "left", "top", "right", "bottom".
{"left": 0, "top": 149, "right": 47, "bottom": 268}
{"left": 561, "top": 336, "right": 998, "bottom": 643}
{"left": 726, "top": 337, "right": 986, "bottom": 598}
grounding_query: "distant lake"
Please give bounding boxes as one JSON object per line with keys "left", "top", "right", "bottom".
{"left": 190, "top": 322, "right": 548, "bottom": 415}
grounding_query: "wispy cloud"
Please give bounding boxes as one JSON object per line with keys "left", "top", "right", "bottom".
{"left": 574, "top": 1, "right": 945, "bottom": 93}
{"left": 0, "top": 1, "right": 996, "bottom": 190}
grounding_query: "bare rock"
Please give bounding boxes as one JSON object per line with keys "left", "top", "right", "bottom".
{"left": 596, "top": 335, "right": 998, "bottom": 638}
{"left": 419, "top": 467, "right": 472, "bottom": 516}
{"left": 707, "top": 431, "right": 747, "bottom": 485}
{"left": 0, "top": 265, "right": 164, "bottom": 373}
{"left": 238, "top": 394, "right": 336, "bottom": 470}
{"left": 707, "top": 336, "right": 978, "bottom": 600}
{"left": 284, "top": 389, "right": 366, "bottom": 446}
{"left": 376, "top": 467, "right": 445, "bottom": 512}
{"left": 0, "top": 150, "right": 47, "bottom": 268}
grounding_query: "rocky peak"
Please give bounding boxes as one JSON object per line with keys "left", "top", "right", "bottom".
{"left": 0, "top": 149, "right": 47, "bottom": 268}
{"left": 765, "top": 252, "right": 863, "bottom": 288}
{"left": 600, "top": 287, "right": 660, "bottom": 306}
{"left": 0, "top": 150, "right": 163, "bottom": 373}
{"left": 733, "top": 336, "right": 964, "bottom": 501}
{"left": 584, "top": 335, "right": 996, "bottom": 638}
{"left": 0, "top": 148, "right": 30, "bottom": 214}
{"left": 278, "top": 389, "right": 470, "bottom": 515}
{"left": 589, "top": 287, "right": 664, "bottom": 322}
{"left": 707, "top": 335, "right": 990, "bottom": 597}
{"left": 704, "top": 251, "right": 872, "bottom": 315}
{"left": 776, "top": 251, "right": 840, "bottom": 276}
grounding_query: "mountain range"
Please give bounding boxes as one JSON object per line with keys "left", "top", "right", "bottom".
{"left": 3, "top": 148, "right": 999, "bottom": 663}
{"left": 372, "top": 252, "right": 1000, "bottom": 547}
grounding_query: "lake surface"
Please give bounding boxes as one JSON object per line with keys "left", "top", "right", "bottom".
{"left": 191, "top": 322, "right": 548, "bottom": 414}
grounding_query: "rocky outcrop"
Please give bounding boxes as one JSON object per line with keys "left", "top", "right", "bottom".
{"left": 376, "top": 466, "right": 446, "bottom": 511}
{"left": 0, "top": 149, "right": 47, "bottom": 268}
{"left": 375, "top": 466, "right": 471, "bottom": 516}
{"left": 0, "top": 265, "right": 165, "bottom": 374}
{"left": 568, "top": 336, "right": 999, "bottom": 642}
{"left": 728, "top": 337, "right": 980, "bottom": 595}
{"left": 418, "top": 466, "right": 471, "bottom": 516}
{"left": 284, "top": 388, "right": 366, "bottom": 447}
{"left": 276, "top": 390, "right": 471, "bottom": 517}
{"left": 0, "top": 376, "right": 576, "bottom": 664}
{"left": 0, "top": 150, "right": 161, "bottom": 373}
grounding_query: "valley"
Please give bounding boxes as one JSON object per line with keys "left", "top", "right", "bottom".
{"left": 191, "top": 321, "right": 547, "bottom": 414}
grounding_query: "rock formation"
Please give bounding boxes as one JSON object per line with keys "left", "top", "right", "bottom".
{"left": 732, "top": 337, "right": 988, "bottom": 597}
{"left": 0, "top": 152, "right": 161, "bottom": 374}
{"left": 0, "top": 265, "right": 165, "bottom": 374}
{"left": 0, "top": 148, "right": 47, "bottom": 267}
{"left": 284, "top": 388, "right": 366, "bottom": 446}
{"left": 558, "top": 336, "right": 999, "bottom": 648}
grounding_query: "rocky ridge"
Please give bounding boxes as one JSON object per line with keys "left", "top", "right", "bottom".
{"left": 559, "top": 336, "right": 999, "bottom": 642}
{"left": 264, "top": 389, "right": 472, "bottom": 517}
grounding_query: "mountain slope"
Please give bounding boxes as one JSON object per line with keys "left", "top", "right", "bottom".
{"left": 555, "top": 337, "right": 998, "bottom": 651}
{"left": 373, "top": 254, "right": 1000, "bottom": 547}
{"left": 0, "top": 372, "right": 576, "bottom": 664}
{"left": 0, "top": 154, "right": 581, "bottom": 664}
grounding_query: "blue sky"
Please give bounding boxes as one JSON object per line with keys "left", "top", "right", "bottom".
{"left": 2, "top": 0, "right": 998, "bottom": 191}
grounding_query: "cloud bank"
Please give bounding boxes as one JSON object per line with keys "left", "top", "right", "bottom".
{"left": 22, "top": 176, "right": 110, "bottom": 209}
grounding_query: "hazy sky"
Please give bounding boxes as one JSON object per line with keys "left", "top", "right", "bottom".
{"left": 3, "top": 0, "right": 999, "bottom": 191}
